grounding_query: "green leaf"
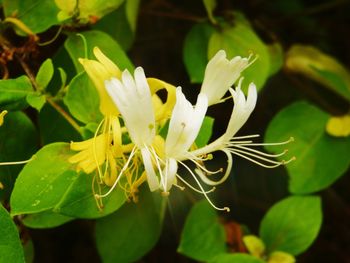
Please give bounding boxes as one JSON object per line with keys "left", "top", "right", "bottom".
{"left": 178, "top": 200, "right": 226, "bottom": 261}
{"left": 55, "top": 0, "right": 124, "bottom": 23}
{"left": 54, "top": 172, "right": 127, "bottom": 219}
{"left": 125, "top": 0, "right": 140, "bottom": 32}
{"left": 96, "top": 187, "right": 164, "bottom": 262}
{"left": 0, "top": 204, "right": 25, "bottom": 263}
{"left": 0, "top": 76, "right": 33, "bottom": 110}
{"left": 208, "top": 13, "right": 271, "bottom": 91}
{"left": 259, "top": 195, "right": 322, "bottom": 255}
{"left": 0, "top": 111, "right": 38, "bottom": 201}
{"left": 3, "top": 0, "right": 60, "bottom": 34}
{"left": 93, "top": 3, "right": 135, "bottom": 51}
{"left": 64, "top": 30, "right": 134, "bottom": 74}
{"left": 195, "top": 116, "right": 214, "bottom": 147}
{"left": 38, "top": 104, "right": 81, "bottom": 144}
{"left": 265, "top": 101, "right": 350, "bottom": 194}
{"left": 285, "top": 45, "right": 350, "bottom": 102}
{"left": 23, "top": 239, "right": 34, "bottom": 263}
{"left": 203, "top": 0, "right": 217, "bottom": 24}
{"left": 26, "top": 93, "right": 46, "bottom": 111}
{"left": 22, "top": 210, "right": 73, "bottom": 229}
{"left": 64, "top": 72, "right": 103, "bottom": 124}
{"left": 36, "top": 58, "right": 54, "bottom": 90}
{"left": 10, "top": 143, "right": 78, "bottom": 215}
{"left": 210, "top": 253, "right": 265, "bottom": 263}
{"left": 183, "top": 22, "right": 215, "bottom": 83}
{"left": 267, "top": 42, "right": 284, "bottom": 75}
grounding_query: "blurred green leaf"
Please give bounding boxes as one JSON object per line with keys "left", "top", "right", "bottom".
{"left": 125, "top": 0, "right": 140, "bottom": 32}
{"left": 26, "top": 93, "right": 46, "bottom": 111}
{"left": 0, "top": 76, "right": 33, "bottom": 110}
{"left": 0, "top": 204, "right": 25, "bottom": 263}
{"left": 36, "top": 58, "right": 54, "bottom": 90}
{"left": 96, "top": 187, "right": 164, "bottom": 262}
{"left": 23, "top": 239, "right": 34, "bottom": 263}
{"left": 265, "top": 101, "right": 350, "bottom": 194}
{"left": 259, "top": 195, "right": 322, "bottom": 255}
{"left": 54, "top": 172, "right": 127, "bottom": 219}
{"left": 0, "top": 111, "right": 38, "bottom": 201}
{"left": 38, "top": 104, "right": 81, "bottom": 144}
{"left": 195, "top": 116, "right": 214, "bottom": 147}
{"left": 183, "top": 22, "right": 215, "bottom": 83}
{"left": 55, "top": 0, "right": 124, "bottom": 23}
{"left": 10, "top": 143, "right": 78, "bottom": 216}
{"left": 22, "top": 210, "right": 73, "bottom": 229}
{"left": 3, "top": 0, "right": 60, "bottom": 34}
{"left": 208, "top": 14, "right": 270, "bottom": 91}
{"left": 64, "top": 72, "right": 103, "bottom": 124}
{"left": 64, "top": 30, "right": 134, "bottom": 73}
{"left": 267, "top": 43, "right": 284, "bottom": 75}
{"left": 178, "top": 200, "right": 226, "bottom": 261}
{"left": 210, "top": 253, "right": 264, "bottom": 263}
{"left": 93, "top": 3, "right": 134, "bottom": 51}
{"left": 203, "top": 0, "right": 217, "bottom": 24}
{"left": 285, "top": 45, "right": 350, "bottom": 102}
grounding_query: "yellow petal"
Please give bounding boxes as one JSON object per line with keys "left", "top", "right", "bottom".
{"left": 79, "top": 58, "right": 119, "bottom": 116}
{"left": 326, "top": 114, "right": 350, "bottom": 137}
{"left": 147, "top": 78, "right": 177, "bottom": 121}
{"left": 69, "top": 134, "right": 108, "bottom": 173}
{"left": 268, "top": 251, "right": 295, "bottom": 263}
{"left": 93, "top": 47, "right": 121, "bottom": 78}
{"left": 0, "top": 110, "right": 8, "bottom": 126}
{"left": 242, "top": 235, "right": 265, "bottom": 258}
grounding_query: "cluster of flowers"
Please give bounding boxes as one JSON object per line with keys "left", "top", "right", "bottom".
{"left": 69, "top": 48, "right": 294, "bottom": 211}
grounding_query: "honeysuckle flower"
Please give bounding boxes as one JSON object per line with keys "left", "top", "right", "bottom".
{"left": 201, "top": 50, "right": 253, "bottom": 105}
{"left": 70, "top": 47, "right": 177, "bottom": 202}
{"left": 190, "top": 79, "right": 294, "bottom": 189}
{"left": 79, "top": 47, "right": 121, "bottom": 116}
{"left": 102, "top": 67, "right": 161, "bottom": 196}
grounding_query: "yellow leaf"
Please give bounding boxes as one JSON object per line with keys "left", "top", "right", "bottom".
{"left": 268, "top": 251, "right": 295, "bottom": 263}
{"left": 326, "top": 114, "right": 350, "bottom": 137}
{"left": 243, "top": 235, "right": 265, "bottom": 258}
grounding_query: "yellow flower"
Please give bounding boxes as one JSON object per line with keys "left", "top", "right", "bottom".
{"left": 0, "top": 110, "right": 8, "bottom": 126}
{"left": 79, "top": 47, "right": 121, "bottom": 116}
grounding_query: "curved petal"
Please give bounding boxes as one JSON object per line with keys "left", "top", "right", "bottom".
{"left": 165, "top": 88, "right": 208, "bottom": 158}
{"left": 105, "top": 67, "right": 155, "bottom": 146}
{"left": 201, "top": 50, "right": 250, "bottom": 105}
{"left": 141, "top": 147, "right": 159, "bottom": 191}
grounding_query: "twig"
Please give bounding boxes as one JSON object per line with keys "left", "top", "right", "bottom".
{"left": 16, "top": 55, "right": 82, "bottom": 134}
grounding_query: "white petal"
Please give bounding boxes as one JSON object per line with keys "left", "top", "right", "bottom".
{"left": 165, "top": 88, "right": 208, "bottom": 158}
{"left": 141, "top": 147, "right": 159, "bottom": 191}
{"left": 164, "top": 158, "right": 178, "bottom": 192}
{"left": 105, "top": 68, "right": 155, "bottom": 146}
{"left": 223, "top": 82, "right": 257, "bottom": 140}
{"left": 201, "top": 49, "right": 250, "bottom": 105}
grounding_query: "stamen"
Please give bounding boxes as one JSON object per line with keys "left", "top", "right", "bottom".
{"left": 230, "top": 134, "right": 260, "bottom": 140}
{"left": 172, "top": 183, "right": 185, "bottom": 191}
{"left": 0, "top": 155, "right": 35, "bottom": 166}
{"left": 195, "top": 149, "right": 233, "bottom": 186}
{"left": 176, "top": 174, "right": 216, "bottom": 194}
{"left": 233, "top": 145, "right": 289, "bottom": 158}
{"left": 179, "top": 161, "right": 230, "bottom": 212}
{"left": 190, "top": 158, "right": 223, "bottom": 175}
{"left": 93, "top": 118, "right": 106, "bottom": 182}
{"left": 230, "top": 137, "right": 294, "bottom": 147}
{"left": 227, "top": 149, "right": 284, "bottom": 168}
{"left": 95, "top": 146, "right": 137, "bottom": 198}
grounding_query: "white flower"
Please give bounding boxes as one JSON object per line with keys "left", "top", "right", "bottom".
{"left": 191, "top": 80, "right": 294, "bottom": 188}
{"left": 200, "top": 50, "right": 252, "bottom": 106}
{"left": 162, "top": 87, "right": 208, "bottom": 193}
{"left": 102, "top": 67, "right": 160, "bottom": 195}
